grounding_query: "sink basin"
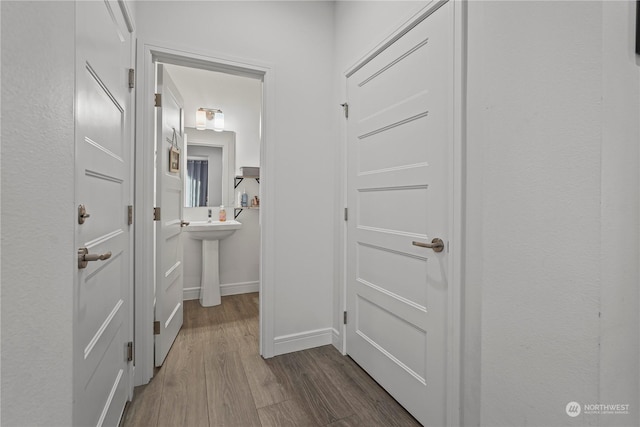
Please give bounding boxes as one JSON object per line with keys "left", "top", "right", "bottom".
{"left": 184, "top": 220, "right": 242, "bottom": 241}
{"left": 183, "top": 220, "right": 242, "bottom": 307}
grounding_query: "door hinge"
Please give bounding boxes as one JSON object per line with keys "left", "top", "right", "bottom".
{"left": 128, "top": 205, "right": 133, "bottom": 225}
{"left": 153, "top": 207, "right": 161, "bottom": 221}
{"left": 128, "top": 68, "right": 135, "bottom": 89}
{"left": 153, "top": 321, "right": 161, "bottom": 335}
{"left": 126, "top": 341, "right": 133, "bottom": 362}
{"left": 343, "top": 311, "right": 348, "bottom": 325}
{"left": 344, "top": 207, "right": 348, "bottom": 221}
{"left": 154, "top": 93, "right": 162, "bottom": 107}
{"left": 340, "top": 102, "right": 349, "bottom": 119}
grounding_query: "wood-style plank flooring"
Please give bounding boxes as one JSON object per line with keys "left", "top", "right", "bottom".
{"left": 122, "top": 293, "right": 421, "bottom": 427}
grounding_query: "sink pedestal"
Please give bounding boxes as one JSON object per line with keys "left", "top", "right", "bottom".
{"left": 200, "top": 240, "right": 222, "bottom": 307}
{"left": 184, "top": 220, "right": 242, "bottom": 308}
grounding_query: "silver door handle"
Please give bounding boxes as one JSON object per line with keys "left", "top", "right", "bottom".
{"left": 78, "top": 204, "right": 91, "bottom": 224}
{"left": 181, "top": 220, "right": 190, "bottom": 227}
{"left": 412, "top": 238, "right": 445, "bottom": 253}
{"left": 78, "top": 247, "right": 112, "bottom": 269}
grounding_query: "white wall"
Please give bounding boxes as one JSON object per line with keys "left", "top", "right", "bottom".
{"left": 600, "top": 1, "right": 640, "bottom": 425}
{"left": 469, "top": 1, "right": 603, "bottom": 424}
{"left": 1, "top": 2, "right": 76, "bottom": 425}
{"left": 135, "top": 0, "right": 335, "bottom": 350}
{"left": 163, "top": 64, "right": 262, "bottom": 171}
{"left": 467, "top": 1, "right": 639, "bottom": 426}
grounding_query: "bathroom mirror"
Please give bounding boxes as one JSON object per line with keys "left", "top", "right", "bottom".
{"left": 183, "top": 128, "right": 235, "bottom": 208}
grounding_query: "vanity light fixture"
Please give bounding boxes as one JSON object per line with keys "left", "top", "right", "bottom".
{"left": 196, "top": 108, "right": 224, "bottom": 132}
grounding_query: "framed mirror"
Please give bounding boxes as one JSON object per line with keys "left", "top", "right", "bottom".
{"left": 183, "top": 128, "right": 235, "bottom": 208}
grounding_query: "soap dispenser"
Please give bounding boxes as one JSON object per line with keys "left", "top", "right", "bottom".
{"left": 241, "top": 188, "right": 248, "bottom": 207}
{"left": 219, "top": 205, "right": 226, "bottom": 222}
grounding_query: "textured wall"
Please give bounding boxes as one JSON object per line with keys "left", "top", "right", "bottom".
{"left": 1, "top": 2, "right": 76, "bottom": 425}
{"left": 600, "top": 1, "right": 640, "bottom": 425}
{"left": 467, "top": 1, "right": 637, "bottom": 426}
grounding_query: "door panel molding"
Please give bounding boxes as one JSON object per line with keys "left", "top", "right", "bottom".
{"left": 343, "top": 1, "right": 465, "bottom": 426}
{"left": 74, "top": 0, "right": 134, "bottom": 425}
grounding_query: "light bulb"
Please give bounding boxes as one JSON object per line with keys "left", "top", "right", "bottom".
{"left": 195, "top": 109, "right": 207, "bottom": 130}
{"left": 213, "top": 111, "right": 224, "bottom": 132}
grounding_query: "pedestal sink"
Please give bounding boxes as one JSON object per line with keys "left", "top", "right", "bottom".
{"left": 184, "top": 220, "right": 242, "bottom": 307}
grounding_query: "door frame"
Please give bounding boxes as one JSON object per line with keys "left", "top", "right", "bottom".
{"left": 134, "top": 41, "right": 276, "bottom": 385}
{"left": 340, "top": 1, "right": 465, "bottom": 425}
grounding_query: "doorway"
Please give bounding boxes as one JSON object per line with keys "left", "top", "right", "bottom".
{"left": 134, "top": 44, "right": 276, "bottom": 386}
{"left": 163, "top": 63, "right": 262, "bottom": 300}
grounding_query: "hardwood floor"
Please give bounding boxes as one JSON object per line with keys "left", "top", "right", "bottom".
{"left": 122, "top": 293, "right": 421, "bottom": 427}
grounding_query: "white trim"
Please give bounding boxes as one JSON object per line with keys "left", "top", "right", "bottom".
{"left": 183, "top": 286, "right": 201, "bottom": 301}
{"left": 116, "top": 0, "right": 135, "bottom": 34}
{"left": 97, "top": 368, "right": 124, "bottom": 427}
{"left": 447, "top": 2, "right": 465, "bottom": 426}
{"left": 273, "top": 328, "right": 334, "bottom": 356}
{"left": 133, "top": 40, "right": 156, "bottom": 386}
{"left": 164, "top": 302, "right": 182, "bottom": 329}
{"left": 331, "top": 328, "right": 342, "bottom": 352}
{"left": 183, "top": 281, "right": 260, "bottom": 300}
{"left": 85, "top": 299, "right": 124, "bottom": 360}
{"left": 341, "top": 77, "right": 349, "bottom": 357}
{"left": 260, "top": 63, "right": 277, "bottom": 359}
{"left": 125, "top": 3, "right": 137, "bottom": 400}
{"left": 221, "top": 281, "right": 259, "bottom": 296}
{"left": 341, "top": 1, "right": 465, "bottom": 426}
{"left": 134, "top": 40, "right": 276, "bottom": 386}
{"left": 345, "top": 0, "right": 448, "bottom": 78}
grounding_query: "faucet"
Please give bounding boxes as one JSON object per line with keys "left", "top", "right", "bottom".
{"left": 208, "top": 209, "right": 212, "bottom": 223}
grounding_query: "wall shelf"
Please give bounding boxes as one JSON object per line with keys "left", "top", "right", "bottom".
{"left": 234, "top": 206, "right": 259, "bottom": 219}
{"left": 234, "top": 174, "right": 260, "bottom": 218}
{"left": 234, "top": 176, "right": 260, "bottom": 189}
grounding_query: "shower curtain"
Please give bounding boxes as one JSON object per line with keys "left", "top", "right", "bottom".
{"left": 186, "top": 159, "right": 208, "bottom": 207}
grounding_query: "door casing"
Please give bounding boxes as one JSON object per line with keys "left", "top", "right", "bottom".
{"left": 340, "top": 1, "right": 466, "bottom": 425}
{"left": 134, "top": 41, "right": 276, "bottom": 385}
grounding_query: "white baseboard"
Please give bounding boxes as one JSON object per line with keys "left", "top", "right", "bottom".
{"left": 183, "top": 286, "right": 201, "bottom": 301}
{"left": 331, "top": 328, "right": 343, "bottom": 353}
{"left": 221, "top": 281, "right": 259, "bottom": 296}
{"left": 273, "top": 328, "right": 333, "bottom": 356}
{"left": 183, "top": 281, "right": 259, "bottom": 301}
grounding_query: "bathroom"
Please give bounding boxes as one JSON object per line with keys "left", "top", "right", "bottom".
{"left": 163, "top": 63, "right": 262, "bottom": 317}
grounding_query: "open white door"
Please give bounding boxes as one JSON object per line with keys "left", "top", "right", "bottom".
{"left": 74, "top": 0, "right": 134, "bottom": 425}
{"left": 346, "top": 2, "right": 454, "bottom": 426}
{"left": 154, "top": 65, "right": 186, "bottom": 366}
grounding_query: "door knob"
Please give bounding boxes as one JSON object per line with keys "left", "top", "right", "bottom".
{"left": 181, "top": 220, "right": 190, "bottom": 227}
{"left": 78, "top": 247, "right": 112, "bottom": 269}
{"left": 412, "top": 238, "right": 445, "bottom": 253}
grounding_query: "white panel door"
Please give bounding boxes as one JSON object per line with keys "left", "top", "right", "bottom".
{"left": 346, "top": 2, "right": 454, "bottom": 426}
{"left": 155, "top": 65, "right": 185, "bottom": 367}
{"left": 74, "top": 1, "right": 133, "bottom": 426}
